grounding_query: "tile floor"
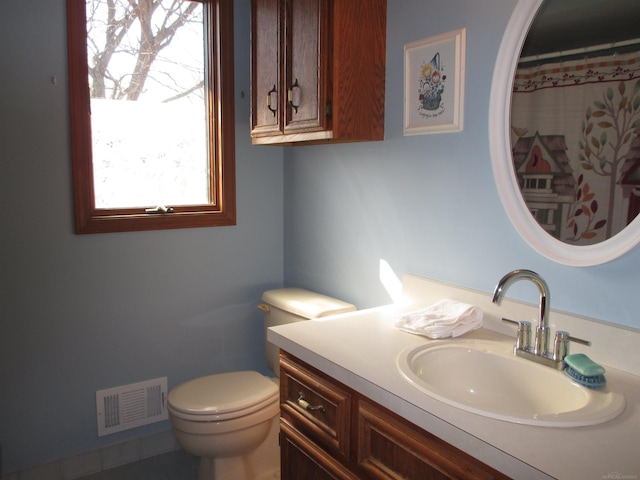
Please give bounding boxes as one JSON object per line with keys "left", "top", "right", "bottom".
{"left": 75, "top": 450, "right": 199, "bottom": 480}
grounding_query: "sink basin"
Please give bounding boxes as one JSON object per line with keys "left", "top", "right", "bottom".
{"left": 396, "top": 339, "right": 625, "bottom": 427}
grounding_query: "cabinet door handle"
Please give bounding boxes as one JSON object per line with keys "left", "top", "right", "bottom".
{"left": 297, "top": 392, "right": 325, "bottom": 412}
{"left": 266, "top": 84, "right": 277, "bottom": 116}
{"left": 288, "top": 78, "right": 301, "bottom": 113}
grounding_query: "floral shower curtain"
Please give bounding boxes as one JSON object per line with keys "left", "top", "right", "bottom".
{"left": 511, "top": 49, "right": 640, "bottom": 245}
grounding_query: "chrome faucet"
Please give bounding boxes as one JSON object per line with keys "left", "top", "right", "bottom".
{"left": 492, "top": 269, "right": 551, "bottom": 355}
{"left": 492, "top": 269, "right": 590, "bottom": 369}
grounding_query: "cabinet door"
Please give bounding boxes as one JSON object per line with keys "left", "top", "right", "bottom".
{"left": 281, "top": 419, "right": 359, "bottom": 480}
{"left": 251, "top": 0, "right": 283, "bottom": 136}
{"left": 358, "top": 401, "right": 509, "bottom": 480}
{"left": 283, "top": 0, "right": 331, "bottom": 134}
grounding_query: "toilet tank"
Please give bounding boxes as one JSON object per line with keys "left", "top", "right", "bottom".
{"left": 259, "top": 288, "right": 356, "bottom": 375}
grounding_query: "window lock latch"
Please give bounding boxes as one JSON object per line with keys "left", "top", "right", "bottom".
{"left": 145, "top": 206, "right": 174, "bottom": 214}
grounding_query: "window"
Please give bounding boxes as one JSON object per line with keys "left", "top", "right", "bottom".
{"left": 67, "top": 0, "right": 235, "bottom": 234}
{"left": 522, "top": 175, "right": 552, "bottom": 192}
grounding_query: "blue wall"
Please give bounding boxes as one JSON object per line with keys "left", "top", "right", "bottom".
{"left": 0, "top": 0, "right": 284, "bottom": 472}
{"left": 284, "top": 0, "right": 640, "bottom": 328}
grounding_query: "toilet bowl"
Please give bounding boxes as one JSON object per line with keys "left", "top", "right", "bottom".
{"left": 168, "top": 371, "right": 280, "bottom": 479}
{"left": 168, "top": 288, "right": 356, "bottom": 480}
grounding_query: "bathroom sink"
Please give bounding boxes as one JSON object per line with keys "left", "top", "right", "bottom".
{"left": 396, "top": 339, "right": 625, "bottom": 427}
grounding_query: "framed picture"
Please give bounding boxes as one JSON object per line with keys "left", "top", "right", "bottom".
{"left": 404, "top": 28, "right": 466, "bottom": 135}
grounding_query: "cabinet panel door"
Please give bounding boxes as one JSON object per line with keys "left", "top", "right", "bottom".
{"left": 251, "top": 0, "right": 283, "bottom": 136}
{"left": 358, "top": 401, "right": 509, "bottom": 480}
{"left": 281, "top": 420, "right": 359, "bottom": 480}
{"left": 284, "top": 0, "right": 331, "bottom": 134}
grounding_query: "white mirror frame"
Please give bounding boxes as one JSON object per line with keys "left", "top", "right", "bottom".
{"left": 489, "top": 0, "right": 640, "bottom": 266}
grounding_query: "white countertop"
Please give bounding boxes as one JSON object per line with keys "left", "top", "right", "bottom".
{"left": 268, "top": 298, "right": 640, "bottom": 479}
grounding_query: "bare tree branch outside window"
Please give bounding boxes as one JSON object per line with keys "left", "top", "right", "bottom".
{"left": 87, "top": 0, "right": 202, "bottom": 101}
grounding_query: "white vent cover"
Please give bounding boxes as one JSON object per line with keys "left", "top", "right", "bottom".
{"left": 96, "top": 377, "right": 168, "bottom": 437}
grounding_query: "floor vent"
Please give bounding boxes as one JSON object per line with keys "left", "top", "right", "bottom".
{"left": 96, "top": 377, "right": 168, "bottom": 437}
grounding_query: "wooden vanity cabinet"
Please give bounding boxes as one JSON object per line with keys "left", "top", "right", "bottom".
{"left": 250, "top": 0, "right": 386, "bottom": 145}
{"left": 279, "top": 352, "right": 510, "bottom": 480}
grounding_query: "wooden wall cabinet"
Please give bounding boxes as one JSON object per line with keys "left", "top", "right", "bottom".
{"left": 279, "top": 352, "right": 510, "bottom": 480}
{"left": 250, "top": 0, "right": 386, "bottom": 145}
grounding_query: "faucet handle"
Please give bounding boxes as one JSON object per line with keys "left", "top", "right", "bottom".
{"left": 553, "top": 331, "right": 591, "bottom": 362}
{"left": 502, "top": 318, "right": 531, "bottom": 351}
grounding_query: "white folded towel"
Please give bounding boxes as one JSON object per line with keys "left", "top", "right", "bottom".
{"left": 393, "top": 299, "right": 483, "bottom": 339}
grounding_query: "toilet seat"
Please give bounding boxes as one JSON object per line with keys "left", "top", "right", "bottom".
{"left": 168, "top": 371, "right": 279, "bottom": 422}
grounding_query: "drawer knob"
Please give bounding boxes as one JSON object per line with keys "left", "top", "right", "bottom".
{"left": 297, "top": 392, "right": 326, "bottom": 413}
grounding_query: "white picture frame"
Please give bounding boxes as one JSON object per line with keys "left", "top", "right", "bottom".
{"left": 404, "top": 28, "right": 466, "bottom": 135}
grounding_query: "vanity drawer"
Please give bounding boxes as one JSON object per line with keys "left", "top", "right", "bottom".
{"left": 279, "top": 353, "right": 352, "bottom": 459}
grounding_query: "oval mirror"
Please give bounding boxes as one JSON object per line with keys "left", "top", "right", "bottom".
{"left": 489, "top": 0, "right": 640, "bottom": 266}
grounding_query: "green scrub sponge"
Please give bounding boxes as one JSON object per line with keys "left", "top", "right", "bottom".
{"left": 564, "top": 353, "right": 606, "bottom": 389}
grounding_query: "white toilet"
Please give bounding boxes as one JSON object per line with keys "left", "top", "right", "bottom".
{"left": 167, "top": 288, "right": 356, "bottom": 480}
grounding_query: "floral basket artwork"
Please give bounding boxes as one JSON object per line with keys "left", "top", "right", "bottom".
{"left": 404, "top": 28, "right": 466, "bottom": 135}
{"left": 420, "top": 52, "right": 444, "bottom": 111}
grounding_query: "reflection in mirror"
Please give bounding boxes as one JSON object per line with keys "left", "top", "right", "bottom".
{"left": 489, "top": 0, "right": 640, "bottom": 266}
{"left": 510, "top": 0, "right": 640, "bottom": 245}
